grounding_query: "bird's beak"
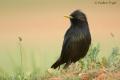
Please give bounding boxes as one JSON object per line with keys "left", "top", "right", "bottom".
{"left": 64, "top": 15, "right": 73, "bottom": 19}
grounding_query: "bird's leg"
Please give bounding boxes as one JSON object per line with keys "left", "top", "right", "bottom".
{"left": 63, "top": 61, "right": 71, "bottom": 69}
{"left": 58, "top": 66, "right": 60, "bottom": 70}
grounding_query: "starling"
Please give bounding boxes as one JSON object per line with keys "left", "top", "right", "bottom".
{"left": 51, "top": 10, "right": 91, "bottom": 69}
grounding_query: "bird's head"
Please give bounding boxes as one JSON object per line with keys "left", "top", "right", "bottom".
{"left": 64, "top": 10, "right": 87, "bottom": 25}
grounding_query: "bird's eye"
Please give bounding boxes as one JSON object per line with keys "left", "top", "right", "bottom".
{"left": 78, "top": 16, "right": 85, "bottom": 21}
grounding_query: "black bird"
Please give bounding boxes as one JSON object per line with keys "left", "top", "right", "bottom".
{"left": 51, "top": 10, "right": 91, "bottom": 69}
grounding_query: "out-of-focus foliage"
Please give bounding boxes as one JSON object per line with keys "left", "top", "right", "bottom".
{"left": 0, "top": 43, "right": 120, "bottom": 80}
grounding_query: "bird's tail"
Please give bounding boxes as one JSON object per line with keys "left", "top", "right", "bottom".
{"left": 51, "top": 59, "right": 62, "bottom": 69}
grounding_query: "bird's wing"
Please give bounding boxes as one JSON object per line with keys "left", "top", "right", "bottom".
{"left": 60, "top": 28, "right": 84, "bottom": 60}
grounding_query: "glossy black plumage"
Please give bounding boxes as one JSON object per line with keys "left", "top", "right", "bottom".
{"left": 51, "top": 10, "right": 91, "bottom": 69}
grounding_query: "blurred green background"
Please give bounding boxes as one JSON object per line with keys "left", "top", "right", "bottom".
{"left": 0, "top": 0, "right": 120, "bottom": 74}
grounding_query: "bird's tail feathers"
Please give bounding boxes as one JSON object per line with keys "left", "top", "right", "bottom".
{"left": 51, "top": 59, "right": 62, "bottom": 69}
